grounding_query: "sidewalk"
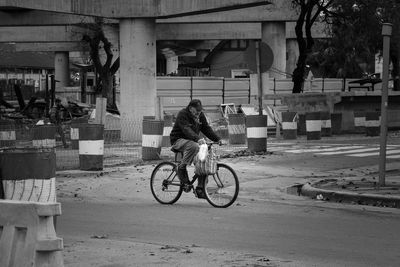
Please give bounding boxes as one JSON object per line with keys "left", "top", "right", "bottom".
{"left": 294, "top": 161, "right": 400, "bottom": 209}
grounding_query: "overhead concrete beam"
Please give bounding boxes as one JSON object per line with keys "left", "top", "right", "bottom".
{"left": 0, "top": 22, "right": 329, "bottom": 44}
{"left": 14, "top": 42, "right": 89, "bottom": 52}
{"left": 0, "top": 26, "right": 92, "bottom": 43}
{"left": 0, "top": 24, "right": 261, "bottom": 43}
{"left": 157, "top": 0, "right": 297, "bottom": 23}
{"left": 157, "top": 0, "right": 273, "bottom": 18}
{"left": 157, "top": 23, "right": 261, "bottom": 40}
{"left": 0, "top": 10, "right": 118, "bottom": 26}
{"left": 0, "top": 0, "right": 272, "bottom": 18}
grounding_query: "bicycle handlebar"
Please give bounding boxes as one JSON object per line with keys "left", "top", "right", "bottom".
{"left": 206, "top": 141, "right": 224, "bottom": 146}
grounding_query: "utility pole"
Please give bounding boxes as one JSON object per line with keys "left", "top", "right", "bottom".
{"left": 255, "top": 40, "right": 263, "bottom": 115}
{"left": 378, "top": 23, "right": 392, "bottom": 187}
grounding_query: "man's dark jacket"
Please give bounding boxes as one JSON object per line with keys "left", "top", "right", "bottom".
{"left": 170, "top": 107, "right": 220, "bottom": 145}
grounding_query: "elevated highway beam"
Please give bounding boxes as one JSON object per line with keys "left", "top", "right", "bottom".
{"left": 0, "top": 10, "right": 117, "bottom": 26}
{"left": 0, "top": 0, "right": 272, "bottom": 18}
{"left": 0, "top": 23, "right": 328, "bottom": 43}
{"left": 14, "top": 42, "right": 88, "bottom": 52}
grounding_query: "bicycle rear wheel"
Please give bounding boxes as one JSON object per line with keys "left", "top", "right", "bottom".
{"left": 150, "top": 162, "right": 183, "bottom": 204}
{"left": 204, "top": 163, "right": 239, "bottom": 208}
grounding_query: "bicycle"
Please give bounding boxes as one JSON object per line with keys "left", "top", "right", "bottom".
{"left": 150, "top": 142, "right": 239, "bottom": 208}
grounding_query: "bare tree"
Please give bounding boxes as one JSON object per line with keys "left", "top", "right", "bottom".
{"left": 291, "top": 0, "right": 334, "bottom": 93}
{"left": 82, "top": 18, "right": 119, "bottom": 111}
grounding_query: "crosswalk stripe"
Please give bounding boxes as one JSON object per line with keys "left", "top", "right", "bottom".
{"left": 387, "top": 154, "right": 400, "bottom": 159}
{"left": 268, "top": 145, "right": 303, "bottom": 152}
{"left": 316, "top": 147, "right": 388, "bottom": 155}
{"left": 268, "top": 142, "right": 298, "bottom": 146}
{"left": 285, "top": 145, "right": 365, "bottom": 154}
{"left": 348, "top": 149, "right": 400, "bottom": 157}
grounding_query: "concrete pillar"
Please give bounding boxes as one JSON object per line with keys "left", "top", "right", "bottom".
{"left": 119, "top": 18, "right": 156, "bottom": 141}
{"left": 286, "top": 39, "right": 298, "bottom": 77}
{"left": 166, "top": 55, "right": 178, "bottom": 75}
{"left": 54, "top": 51, "right": 69, "bottom": 90}
{"left": 261, "top": 22, "right": 286, "bottom": 79}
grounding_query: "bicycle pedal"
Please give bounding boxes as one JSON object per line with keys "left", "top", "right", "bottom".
{"left": 182, "top": 184, "right": 192, "bottom": 193}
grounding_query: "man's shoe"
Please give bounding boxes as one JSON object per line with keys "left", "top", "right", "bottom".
{"left": 177, "top": 167, "right": 191, "bottom": 192}
{"left": 194, "top": 186, "right": 206, "bottom": 199}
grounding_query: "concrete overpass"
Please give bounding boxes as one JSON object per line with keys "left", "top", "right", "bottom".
{"left": 0, "top": 0, "right": 276, "bottom": 141}
{"left": 0, "top": 1, "right": 329, "bottom": 141}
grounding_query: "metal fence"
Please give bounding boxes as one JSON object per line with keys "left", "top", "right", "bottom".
{"left": 4, "top": 117, "right": 253, "bottom": 171}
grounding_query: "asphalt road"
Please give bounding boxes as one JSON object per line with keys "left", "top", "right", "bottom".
{"left": 58, "top": 135, "right": 400, "bottom": 266}
{"left": 59, "top": 197, "right": 400, "bottom": 266}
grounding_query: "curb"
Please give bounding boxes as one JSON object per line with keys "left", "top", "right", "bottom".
{"left": 298, "top": 183, "right": 400, "bottom": 209}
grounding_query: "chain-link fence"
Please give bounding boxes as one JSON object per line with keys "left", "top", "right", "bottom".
{"left": 1, "top": 117, "right": 253, "bottom": 171}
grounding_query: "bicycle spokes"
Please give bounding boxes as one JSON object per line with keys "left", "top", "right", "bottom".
{"left": 204, "top": 163, "right": 239, "bottom": 208}
{"left": 151, "top": 162, "right": 183, "bottom": 204}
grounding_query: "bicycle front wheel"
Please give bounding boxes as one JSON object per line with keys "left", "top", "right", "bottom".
{"left": 150, "top": 162, "right": 183, "bottom": 204}
{"left": 204, "top": 163, "right": 239, "bottom": 208}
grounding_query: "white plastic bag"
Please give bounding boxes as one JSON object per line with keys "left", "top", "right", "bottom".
{"left": 197, "top": 143, "right": 208, "bottom": 162}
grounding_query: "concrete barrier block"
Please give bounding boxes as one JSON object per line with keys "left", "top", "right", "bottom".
{"left": 0, "top": 200, "right": 64, "bottom": 267}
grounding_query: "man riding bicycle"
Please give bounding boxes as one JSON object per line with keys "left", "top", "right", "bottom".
{"left": 170, "top": 99, "right": 222, "bottom": 194}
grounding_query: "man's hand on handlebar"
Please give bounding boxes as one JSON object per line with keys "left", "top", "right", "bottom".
{"left": 198, "top": 138, "right": 206, "bottom": 145}
{"left": 218, "top": 139, "right": 226, "bottom": 146}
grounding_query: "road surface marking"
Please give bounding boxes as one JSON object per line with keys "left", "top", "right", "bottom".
{"left": 348, "top": 149, "right": 400, "bottom": 157}
{"left": 285, "top": 145, "right": 364, "bottom": 153}
{"left": 316, "top": 147, "right": 387, "bottom": 155}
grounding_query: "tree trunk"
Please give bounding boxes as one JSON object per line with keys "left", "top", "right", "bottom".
{"left": 391, "top": 49, "right": 399, "bottom": 91}
{"left": 292, "top": 67, "right": 305, "bottom": 93}
{"left": 101, "top": 72, "right": 112, "bottom": 105}
{"left": 292, "top": 4, "right": 307, "bottom": 94}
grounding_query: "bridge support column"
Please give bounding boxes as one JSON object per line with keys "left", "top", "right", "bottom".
{"left": 54, "top": 51, "right": 69, "bottom": 90}
{"left": 262, "top": 22, "right": 286, "bottom": 79}
{"left": 286, "top": 39, "right": 298, "bottom": 77}
{"left": 119, "top": 18, "right": 157, "bottom": 141}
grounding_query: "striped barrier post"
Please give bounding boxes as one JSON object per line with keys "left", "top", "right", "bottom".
{"left": 0, "top": 148, "right": 57, "bottom": 202}
{"left": 306, "top": 112, "right": 321, "bottom": 140}
{"left": 70, "top": 123, "right": 81, "bottom": 149}
{"left": 0, "top": 201, "right": 64, "bottom": 267}
{"left": 79, "top": 124, "right": 104, "bottom": 171}
{"left": 365, "top": 112, "right": 380, "bottom": 137}
{"left": 0, "top": 120, "right": 16, "bottom": 147}
{"left": 142, "top": 119, "right": 164, "bottom": 160}
{"left": 331, "top": 112, "right": 342, "bottom": 135}
{"left": 228, "top": 113, "right": 246, "bottom": 144}
{"left": 216, "top": 125, "right": 229, "bottom": 141}
{"left": 161, "top": 115, "right": 174, "bottom": 147}
{"left": 321, "top": 111, "right": 332, "bottom": 137}
{"left": 282, "top": 112, "right": 297, "bottom": 140}
{"left": 70, "top": 117, "right": 89, "bottom": 149}
{"left": 246, "top": 115, "right": 268, "bottom": 152}
{"left": 32, "top": 125, "right": 57, "bottom": 148}
{"left": 143, "top": 116, "right": 156, "bottom": 120}
{"left": 297, "top": 114, "right": 306, "bottom": 136}
{"left": 354, "top": 111, "right": 366, "bottom": 133}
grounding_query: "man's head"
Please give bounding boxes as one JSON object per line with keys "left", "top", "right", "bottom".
{"left": 188, "top": 99, "right": 203, "bottom": 117}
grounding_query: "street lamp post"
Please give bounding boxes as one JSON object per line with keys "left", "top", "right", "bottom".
{"left": 378, "top": 23, "right": 392, "bottom": 187}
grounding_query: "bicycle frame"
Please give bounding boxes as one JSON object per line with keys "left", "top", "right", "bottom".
{"left": 171, "top": 142, "right": 221, "bottom": 188}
